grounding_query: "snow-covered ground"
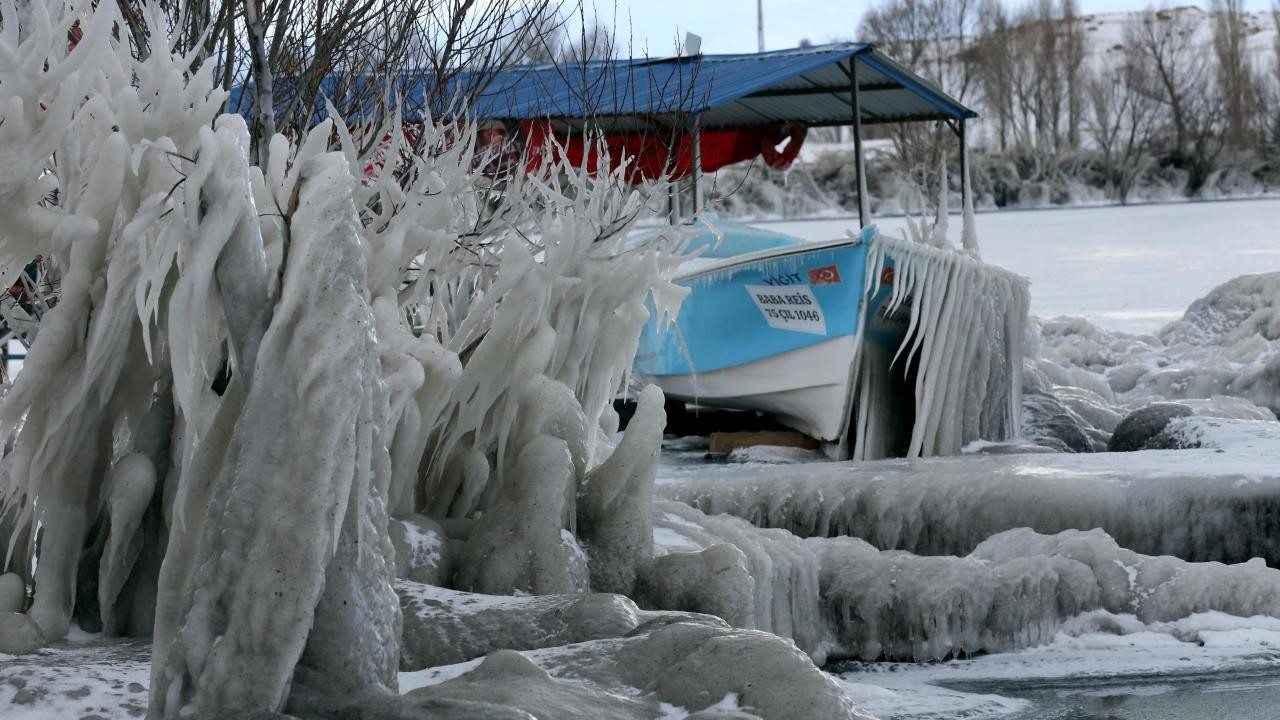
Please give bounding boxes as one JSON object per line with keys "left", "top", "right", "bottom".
{"left": 757, "top": 198, "right": 1280, "bottom": 334}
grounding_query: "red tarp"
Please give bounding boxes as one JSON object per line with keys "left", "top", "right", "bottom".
{"left": 522, "top": 121, "right": 805, "bottom": 182}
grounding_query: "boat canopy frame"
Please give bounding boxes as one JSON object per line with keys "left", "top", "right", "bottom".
{"left": 464, "top": 42, "right": 978, "bottom": 229}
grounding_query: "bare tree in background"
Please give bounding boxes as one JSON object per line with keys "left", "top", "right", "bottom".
{"left": 1086, "top": 53, "right": 1156, "bottom": 203}
{"left": 177, "top": 0, "right": 563, "bottom": 159}
{"left": 1212, "top": 0, "right": 1261, "bottom": 149}
{"left": 859, "top": 0, "right": 980, "bottom": 198}
{"left": 974, "top": 0, "right": 1016, "bottom": 151}
{"left": 1127, "top": 5, "right": 1224, "bottom": 192}
{"left": 1271, "top": 3, "right": 1280, "bottom": 146}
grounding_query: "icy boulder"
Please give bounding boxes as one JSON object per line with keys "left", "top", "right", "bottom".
{"left": 635, "top": 544, "right": 756, "bottom": 629}
{"left": 1035, "top": 273, "right": 1280, "bottom": 417}
{"left": 1020, "top": 388, "right": 1098, "bottom": 453}
{"left": 650, "top": 500, "right": 827, "bottom": 661}
{"left": 405, "top": 619, "right": 867, "bottom": 720}
{"left": 397, "top": 581, "right": 647, "bottom": 670}
{"left": 1161, "top": 272, "right": 1280, "bottom": 347}
{"left": 1107, "top": 402, "right": 1194, "bottom": 451}
{"left": 0, "top": 611, "right": 44, "bottom": 654}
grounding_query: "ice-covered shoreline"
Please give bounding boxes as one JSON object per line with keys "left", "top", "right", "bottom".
{"left": 659, "top": 419, "right": 1280, "bottom": 564}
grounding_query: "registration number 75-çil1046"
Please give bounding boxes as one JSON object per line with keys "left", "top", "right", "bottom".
{"left": 744, "top": 284, "right": 828, "bottom": 336}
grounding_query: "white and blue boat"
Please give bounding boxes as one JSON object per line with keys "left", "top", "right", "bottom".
{"left": 635, "top": 218, "right": 1029, "bottom": 460}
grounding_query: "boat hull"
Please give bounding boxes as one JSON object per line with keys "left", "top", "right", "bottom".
{"left": 636, "top": 236, "right": 896, "bottom": 442}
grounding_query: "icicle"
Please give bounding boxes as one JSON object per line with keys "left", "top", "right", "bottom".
{"left": 930, "top": 151, "right": 951, "bottom": 249}
{"left": 848, "top": 234, "right": 1029, "bottom": 460}
{"left": 961, "top": 138, "right": 979, "bottom": 255}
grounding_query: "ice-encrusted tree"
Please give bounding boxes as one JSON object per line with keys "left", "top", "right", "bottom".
{"left": 0, "top": 2, "right": 689, "bottom": 715}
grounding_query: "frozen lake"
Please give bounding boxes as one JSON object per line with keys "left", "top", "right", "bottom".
{"left": 755, "top": 198, "right": 1280, "bottom": 334}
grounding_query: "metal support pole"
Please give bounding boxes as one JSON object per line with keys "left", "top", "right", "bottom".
{"left": 850, "top": 60, "right": 868, "bottom": 229}
{"left": 690, "top": 114, "right": 704, "bottom": 217}
{"left": 757, "top": 0, "right": 765, "bottom": 52}
{"left": 959, "top": 118, "right": 969, "bottom": 210}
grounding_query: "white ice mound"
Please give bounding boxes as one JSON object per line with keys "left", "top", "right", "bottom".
{"left": 650, "top": 500, "right": 1280, "bottom": 663}
{"left": 1036, "top": 272, "right": 1280, "bottom": 417}
{"left": 404, "top": 618, "right": 867, "bottom": 720}
{"left": 397, "top": 581, "right": 648, "bottom": 670}
{"left": 659, "top": 418, "right": 1280, "bottom": 565}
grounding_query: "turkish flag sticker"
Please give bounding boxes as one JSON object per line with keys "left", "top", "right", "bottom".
{"left": 808, "top": 265, "right": 841, "bottom": 285}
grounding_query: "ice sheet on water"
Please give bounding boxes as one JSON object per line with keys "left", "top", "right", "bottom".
{"left": 835, "top": 610, "right": 1280, "bottom": 720}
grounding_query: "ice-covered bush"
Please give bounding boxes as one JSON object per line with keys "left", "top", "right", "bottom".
{"left": 0, "top": 2, "right": 690, "bottom": 716}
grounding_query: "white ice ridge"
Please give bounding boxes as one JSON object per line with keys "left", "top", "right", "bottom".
{"left": 849, "top": 232, "right": 1030, "bottom": 460}
{"left": 659, "top": 418, "right": 1280, "bottom": 565}
{"left": 651, "top": 499, "right": 1280, "bottom": 664}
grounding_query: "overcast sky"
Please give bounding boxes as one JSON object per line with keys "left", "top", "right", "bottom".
{"left": 596, "top": 0, "right": 1278, "bottom": 56}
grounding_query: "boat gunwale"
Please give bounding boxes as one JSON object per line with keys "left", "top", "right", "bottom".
{"left": 673, "top": 236, "right": 859, "bottom": 282}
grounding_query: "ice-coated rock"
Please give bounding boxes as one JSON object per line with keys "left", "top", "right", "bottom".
{"left": 651, "top": 501, "right": 826, "bottom": 661}
{"left": 406, "top": 620, "right": 867, "bottom": 720}
{"left": 1021, "top": 389, "right": 1096, "bottom": 453}
{"left": 415, "top": 648, "right": 654, "bottom": 719}
{"left": 619, "top": 620, "right": 861, "bottom": 719}
{"left": 397, "top": 581, "right": 644, "bottom": 670}
{"left": 0, "top": 611, "right": 45, "bottom": 654}
{"left": 1108, "top": 402, "right": 1193, "bottom": 451}
{"left": 389, "top": 515, "right": 452, "bottom": 586}
{"left": 1179, "top": 395, "right": 1279, "bottom": 422}
{"left": 1035, "top": 274, "right": 1280, "bottom": 416}
{"left": 0, "top": 573, "right": 23, "bottom": 614}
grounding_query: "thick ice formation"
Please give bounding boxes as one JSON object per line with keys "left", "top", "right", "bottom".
{"left": 651, "top": 498, "right": 1280, "bottom": 663}
{"left": 399, "top": 580, "right": 656, "bottom": 670}
{"left": 149, "top": 149, "right": 401, "bottom": 716}
{"left": 661, "top": 418, "right": 1280, "bottom": 565}
{"left": 1026, "top": 272, "right": 1280, "bottom": 451}
{"left": 849, "top": 233, "right": 1029, "bottom": 459}
{"left": 578, "top": 384, "right": 665, "bottom": 595}
{"left": 0, "top": 5, "right": 712, "bottom": 717}
{"left": 405, "top": 619, "right": 866, "bottom": 720}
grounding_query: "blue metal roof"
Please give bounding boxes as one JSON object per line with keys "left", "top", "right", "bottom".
{"left": 232, "top": 42, "right": 976, "bottom": 131}
{"left": 459, "top": 42, "right": 976, "bottom": 130}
